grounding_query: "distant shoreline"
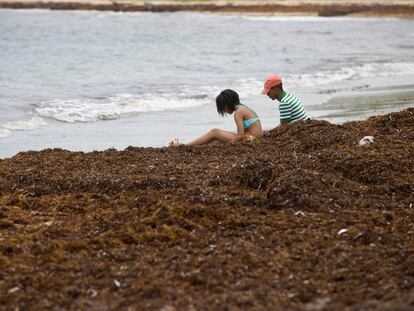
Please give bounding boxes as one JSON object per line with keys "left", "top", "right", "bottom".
{"left": 1, "top": 0, "right": 414, "bottom": 17}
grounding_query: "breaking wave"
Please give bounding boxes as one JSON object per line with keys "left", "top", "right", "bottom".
{"left": 1, "top": 61, "right": 413, "bottom": 134}
{"left": 34, "top": 93, "right": 212, "bottom": 123}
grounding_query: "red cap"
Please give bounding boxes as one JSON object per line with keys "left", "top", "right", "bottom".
{"left": 261, "top": 75, "right": 282, "bottom": 95}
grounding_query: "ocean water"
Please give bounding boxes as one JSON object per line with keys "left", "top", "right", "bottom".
{"left": 1, "top": 9, "right": 414, "bottom": 158}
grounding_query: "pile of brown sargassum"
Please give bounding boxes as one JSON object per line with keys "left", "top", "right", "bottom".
{"left": 0, "top": 108, "right": 413, "bottom": 310}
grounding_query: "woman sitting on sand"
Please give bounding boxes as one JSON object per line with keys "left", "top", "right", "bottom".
{"left": 170, "top": 89, "right": 262, "bottom": 146}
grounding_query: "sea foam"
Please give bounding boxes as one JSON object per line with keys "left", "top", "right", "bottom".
{"left": 286, "top": 62, "right": 414, "bottom": 88}
{"left": 34, "top": 93, "right": 211, "bottom": 123}
{"left": 2, "top": 113, "right": 46, "bottom": 131}
{"left": 238, "top": 62, "right": 414, "bottom": 92}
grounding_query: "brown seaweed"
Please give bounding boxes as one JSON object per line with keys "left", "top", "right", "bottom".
{"left": 0, "top": 109, "right": 413, "bottom": 310}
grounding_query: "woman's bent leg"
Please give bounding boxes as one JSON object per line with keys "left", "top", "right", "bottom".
{"left": 188, "top": 128, "right": 237, "bottom": 146}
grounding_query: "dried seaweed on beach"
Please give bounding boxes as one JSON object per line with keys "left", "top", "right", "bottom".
{"left": 0, "top": 109, "right": 413, "bottom": 310}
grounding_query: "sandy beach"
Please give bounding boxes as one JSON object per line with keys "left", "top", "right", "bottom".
{"left": 0, "top": 5, "right": 413, "bottom": 310}
{"left": 0, "top": 0, "right": 414, "bottom": 16}
{"left": 0, "top": 109, "right": 413, "bottom": 310}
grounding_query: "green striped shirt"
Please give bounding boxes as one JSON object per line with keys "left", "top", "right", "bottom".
{"left": 279, "top": 91, "right": 308, "bottom": 123}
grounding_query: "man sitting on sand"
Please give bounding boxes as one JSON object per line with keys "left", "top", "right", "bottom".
{"left": 262, "top": 74, "right": 308, "bottom": 127}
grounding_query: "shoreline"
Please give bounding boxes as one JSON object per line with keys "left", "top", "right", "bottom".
{"left": 2, "top": 77, "right": 414, "bottom": 159}
{"left": 1, "top": 80, "right": 414, "bottom": 160}
{"left": 1, "top": 0, "right": 414, "bottom": 16}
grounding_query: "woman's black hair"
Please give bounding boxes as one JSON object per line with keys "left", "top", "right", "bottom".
{"left": 216, "top": 89, "right": 240, "bottom": 116}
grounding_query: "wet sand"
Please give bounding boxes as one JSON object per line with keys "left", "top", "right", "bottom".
{"left": 0, "top": 0, "right": 414, "bottom": 16}
{"left": 0, "top": 108, "right": 413, "bottom": 310}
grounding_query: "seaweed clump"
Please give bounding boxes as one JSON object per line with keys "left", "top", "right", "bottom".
{"left": 0, "top": 109, "right": 413, "bottom": 311}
